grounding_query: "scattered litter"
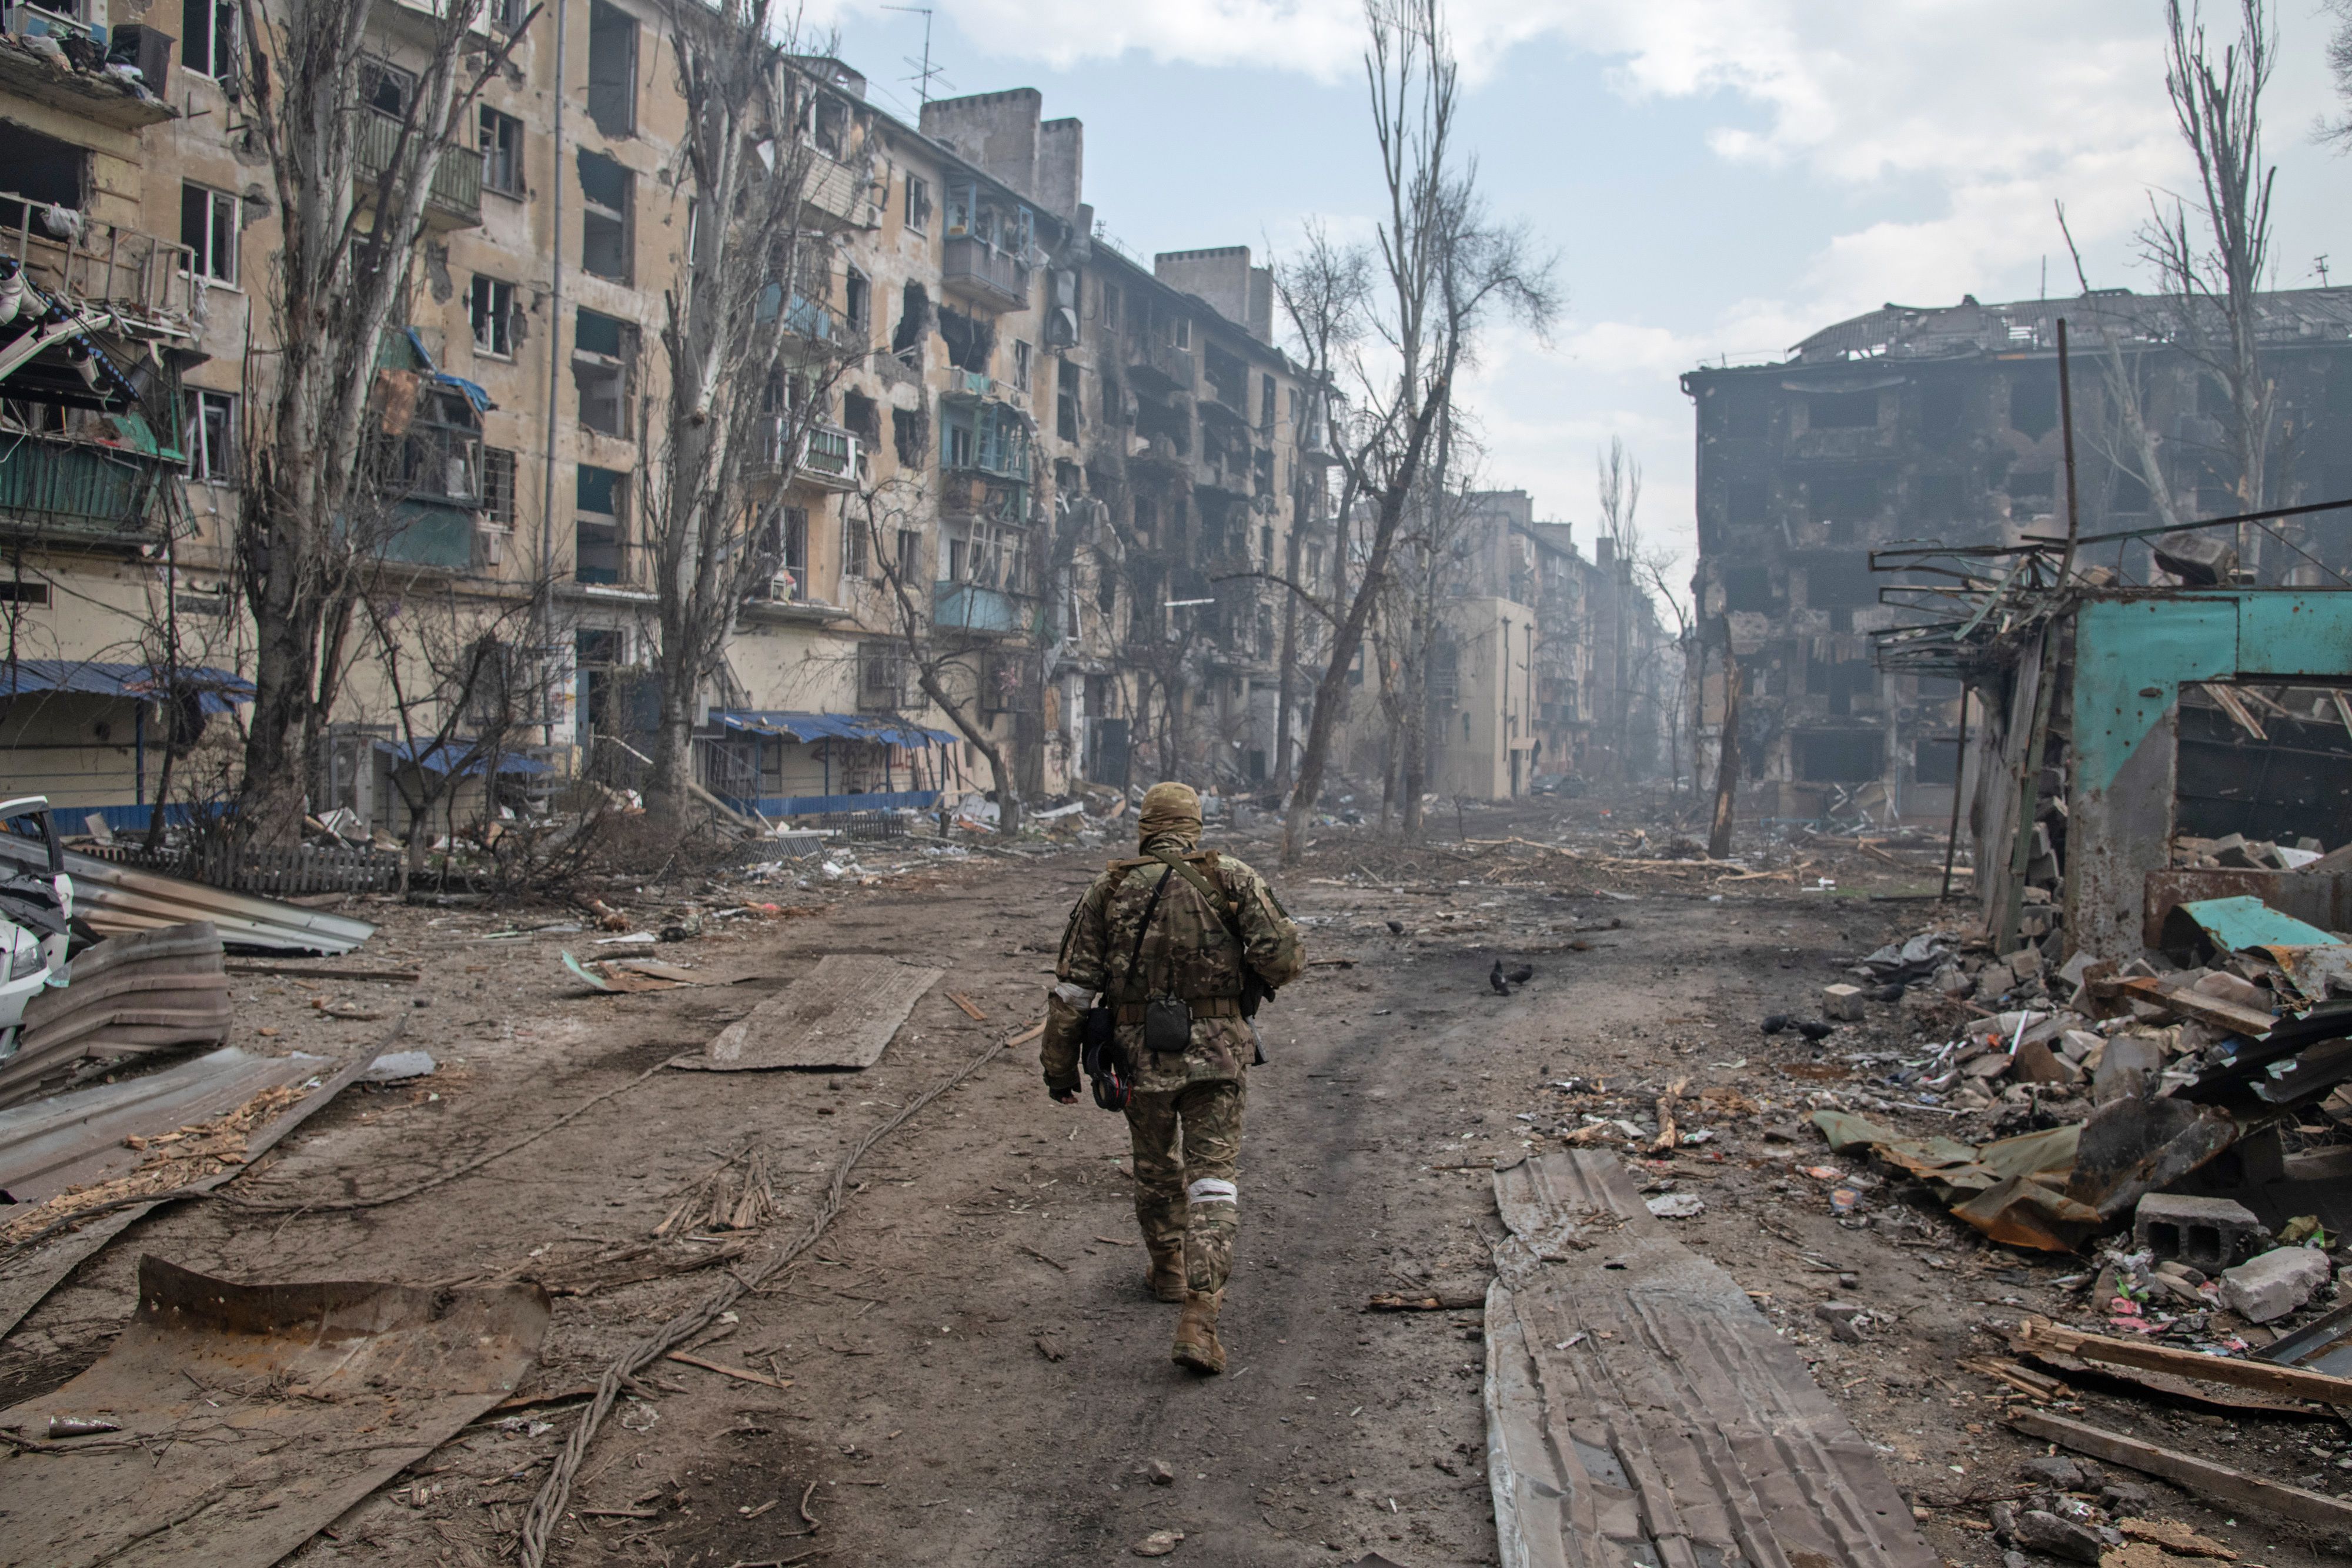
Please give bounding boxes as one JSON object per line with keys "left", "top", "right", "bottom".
{"left": 1645, "top": 1192, "right": 1705, "bottom": 1219}
{"left": 358, "top": 1050, "right": 438, "bottom": 1084}
{"left": 1133, "top": 1530, "right": 1184, "bottom": 1557}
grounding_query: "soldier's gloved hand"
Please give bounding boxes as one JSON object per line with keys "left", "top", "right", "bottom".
{"left": 1051, "top": 1086, "right": 1078, "bottom": 1104}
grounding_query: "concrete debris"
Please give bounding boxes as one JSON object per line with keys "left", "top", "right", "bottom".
{"left": 2132, "top": 1194, "right": 2265, "bottom": 1272}
{"left": 359, "top": 1049, "right": 439, "bottom": 1083}
{"left": 2216, "top": 1246, "right": 2331, "bottom": 1323}
{"left": 2010, "top": 1509, "right": 2107, "bottom": 1563}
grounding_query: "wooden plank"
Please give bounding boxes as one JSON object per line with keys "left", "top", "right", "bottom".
{"left": 946, "top": 991, "right": 988, "bottom": 1022}
{"left": 2011, "top": 1317, "right": 2352, "bottom": 1406}
{"left": 2009, "top": 1408, "right": 2352, "bottom": 1530}
{"left": 678, "top": 955, "right": 943, "bottom": 1071}
{"left": 2104, "top": 975, "right": 2276, "bottom": 1038}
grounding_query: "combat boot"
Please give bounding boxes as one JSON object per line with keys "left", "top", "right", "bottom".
{"left": 1143, "top": 1242, "right": 1186, "bottom": 1303}
{"left": 1171, "top": 1290, "right": 1225, "bottom": 1375}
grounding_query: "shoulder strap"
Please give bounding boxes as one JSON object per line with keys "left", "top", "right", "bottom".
{"left": 1118, "top": 863, "right": 1175, "bottom": 999}
{"left": 1149, "top": 849, "right": 1242, "bottom": 935}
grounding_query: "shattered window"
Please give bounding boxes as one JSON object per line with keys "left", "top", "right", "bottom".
{"left": 1807, "top": 389, "right": 1877, "bottom": 429}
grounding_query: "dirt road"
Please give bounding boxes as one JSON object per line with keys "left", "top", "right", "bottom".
{"left": 11, "top": 802, "right": 2339, "bottom": 1568}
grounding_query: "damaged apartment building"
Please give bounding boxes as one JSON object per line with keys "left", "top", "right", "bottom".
{"left": 0, "top": 0, "right": 1328, "bottom": 827}
{"left": 1681, "top": 286, "right": 2352, "bottom": 828}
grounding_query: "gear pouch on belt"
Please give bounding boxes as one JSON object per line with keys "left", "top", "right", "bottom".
{"left": 1143, "top": 994, "right": 1192, "bottom": 1055}
{"left": 1081, "top": 1004, "right": 1131, "bottom": 1111}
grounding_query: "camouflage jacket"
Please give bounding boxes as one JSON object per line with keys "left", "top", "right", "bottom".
{"left": 1041, "top": 832, "right": 1305, "bottom": 1095}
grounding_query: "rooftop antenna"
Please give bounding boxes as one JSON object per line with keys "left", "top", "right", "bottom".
{"left": 882, "top": 5, "right": 951, "bottom": 108}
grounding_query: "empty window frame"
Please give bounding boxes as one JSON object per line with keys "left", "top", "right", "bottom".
{"left": 362, "top": 59, "right": 415, "bottom": 118}
{"left": 1806, "top": 389, "right": 1878, "bottom": 429}
{"left": 584, "top": 0, "right": 637, "bottom": 138}
{"left": 1913, "top": 735, "right": 1960, "bottom": 786}
{"left": 577, "top": 149, "right": 632, "bottom": 282}
{"left": 904, "top": 173, "right": 931, "bottom": 234}
{"left": 185, "top": 389, "right": 236, "bottom": 483}
{"left": 1809, "top": 469, "right": 1880, "bottom": 525}
{"left": 471, "top": 275, "right": 515, "bottom": 357}
{"left": 1720, "top": 564, "right": 1778, "bottom": 613}
{"left": 843, "top": 266, "right": 870, "bottom": 341}
{"left": 182, "top": 0, "right": 237, "bottom": 79}
{"left": 1013, "top": 339, "right": 1032, "bottom": 393}
{"left": 482, "top": 446, "right": 517, "bottom": 527}
{"left": 575, "top": 463, "right": 627, "bottom": 583}
{"left": 488, "top": 0, "right": 528, "bottom": 31}
{"left": 480, "top": 106, "right": 524, "bottom": 196}
{"left": 573, "top": 309, "right": 635, "bottom": 435}
{"left": 393, "top": 390, "right": 482, "bottom": 505}
{"left": 1711, "top": 386, "right": 1770, "bottom": 439}
{"left": 1796, "top": 730, "right": 1882, "bottom": 783}
{"left": 2010, "top": 371, "right": 2059, "bottom": 439}
{"left": 181, "top": 183, "right": 238, "bottom": 283}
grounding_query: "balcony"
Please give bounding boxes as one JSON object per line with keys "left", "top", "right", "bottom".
{"left": 0, "top": 426, "right": 175, "bottom": 548}
{"left": 1125, "top": 335, "right": 1195, "bottom": 395}
{"left": 932, "top": 580, "right": 1032, "bottom": 637}
{"left": 380, "top": 499, "right": 475, "bottom": 569}
{"left": 940, "top": 235, "right": 1029, "bottom": 312}
{"left": 0, "top": 195, "right": 197, "bottom": 337}
{"left": 795, "top": 422, "right": 861, "bottom": 492}
{"left": 0, "top": 21, "right": 173, "bottom": 129}
{"left": 356, "top": 111, "right": 483, "bottom": 229}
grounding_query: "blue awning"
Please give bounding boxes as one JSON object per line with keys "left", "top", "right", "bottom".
{"left": 0, "top": 658, "right": 252, "bottom": 712}
{"left": 376, "top": 738, "right": 552, "bottom": 777}
{"left": 710, "top": 710, "right": 959, "bottom": 748}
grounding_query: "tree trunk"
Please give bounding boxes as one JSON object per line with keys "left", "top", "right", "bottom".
{"left": 1707, "top": 645, "right": 1740, "bottom": 859}
{"left": 1275, "top": 504, "right": 1305, "bottom": 790}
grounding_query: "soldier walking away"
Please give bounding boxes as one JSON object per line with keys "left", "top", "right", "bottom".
{"left": 1039, "top": 782, "right": 1303, "bottom": 1375}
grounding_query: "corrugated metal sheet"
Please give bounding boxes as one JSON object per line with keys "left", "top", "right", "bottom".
{"left": 1486, "top": 1151, "right": 1937, "bottom": 1568}
{"left": 3, "top": 922, "right": 232, "bottom": 1105}
{"left": 0, "top": 1044, "right": 326, "bottom": 1203}
{"left": 0, "top": 834, "right": 375, "bottom": 954}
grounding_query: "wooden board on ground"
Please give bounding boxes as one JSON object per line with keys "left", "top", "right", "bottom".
{"left": 1486, "top": 1149, "right": 1938, "bottom": 1568}
{"left": 675, "top": 955, "right": 944, "bottom": 1071}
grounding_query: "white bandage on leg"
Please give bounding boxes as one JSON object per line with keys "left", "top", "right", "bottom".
{"left": 1187, "top": 1177, "right": 1238, "bottom": 1206}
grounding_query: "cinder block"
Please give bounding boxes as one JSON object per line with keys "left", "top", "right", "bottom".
{"left": 2133, "top": 1193, "right": 2266, "bottom": 1273}
{"left": 1822, "top": 983, "right": 1865, "bottom": 1021}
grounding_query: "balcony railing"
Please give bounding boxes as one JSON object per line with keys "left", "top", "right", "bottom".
{"left": 0, "top": 429, "right": 175, "bottom": 547}
{"left": 356, "top": 111, "right": 484, "bottom": 228}
{"left": 0, "top": 193, "right": 196, "bottom": 333}
{"left": 932, "top": 580, "right": 1031, "bottom": 637}
{"left": 940, "top": 235, "right": 1028, "bottom": 311}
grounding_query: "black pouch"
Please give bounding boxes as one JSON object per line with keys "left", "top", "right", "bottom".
{"left": 1081, "top": 1004, "right": 1131, "bottom": 1111}
{"left": 1143, "top": 994, "right": 1192, "bottom": 1055}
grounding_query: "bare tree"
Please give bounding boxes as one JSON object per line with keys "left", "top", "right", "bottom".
{"left": 1636, "top": 548, "right": 1693, "bottom": 806}
{"left": 2325, "top": 0, "right": 2352, "bottom": 146}
{"left": 639, "top": 9, "right": 854, "bottom": 823}
{"left": 853, "top": 479, "right": 1023, "bottom": 833}
{"left": 1270, "top": 226, "right": 1372, "bottom": 790}
{"left": 1595, "top": 436, "right": 1641, "bottom": 772}
{"left": 360, "top": 583, "right": 539, "bottom": 889}
{"left": 1278, "top": 0, "right": 1555, "bottom": 865}
{"left": 231, "top": 0, "right": 534, "bottom": 845}
{"left": 2146, "top": 0, "right": 2277, "bottom": 555}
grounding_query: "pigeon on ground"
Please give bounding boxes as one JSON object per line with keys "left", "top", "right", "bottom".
{"left": 1489, "top": 961, "right": 1512, "bottom": 996}
{"left": 1795, "top": 1019, "right": 1835, "bottom": 1041}
{"left": 1505, "top": 964, "right": 1534, "bottom": 985}
{"left": 1760, "top": 1014, "right": 1790, "bottom": 1035}
{"left": 1386, "top": 919, "right": 1405, "bottom": 935}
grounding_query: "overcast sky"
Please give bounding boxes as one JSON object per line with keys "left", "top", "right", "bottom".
{"left": 807, "top": 0, "right": 2352, "bottom": 595}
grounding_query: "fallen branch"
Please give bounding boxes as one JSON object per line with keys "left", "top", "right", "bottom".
{"left": 946, "top": 992, "right": 988, "bottom": 1022}
{"left": 516, "top": 1028, "right": 1016, "bottom": 1567}
{"left": 664, "top": 1351, "right": 791, "bottom": 1390}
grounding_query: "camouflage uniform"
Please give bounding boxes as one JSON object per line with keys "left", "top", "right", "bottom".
{"left": 1041, "top": 789, "right": 1303, "bottom": 1309}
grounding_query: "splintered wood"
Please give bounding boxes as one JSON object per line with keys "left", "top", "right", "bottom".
{"left": 655, "top": 1145, "right": 776, "bottom": 1239}
{"left": 677, "top": 954, "right": 945, "bottom": 1071}
{"left": 1485, "top": 1150, "right": 1937, "bottom": 1568}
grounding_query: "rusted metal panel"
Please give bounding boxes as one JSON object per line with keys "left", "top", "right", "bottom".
{"left": 0, "top": 1045, "right": 327, "bottom": 1204}
{"left": 678, "top": 954, "right": 943, "bottom": 1070}
{"left": 1486, "top": 1151, "right": 1937, "bottom": 1568}
{"left": 0, "top": 835, "right": 375, "bottom": 955}
{"left": 0, "top": 1021, "right": 401, "bottom": 1340}
{"left": 0, "top": 1255, "right": 549, "bottom": 1567}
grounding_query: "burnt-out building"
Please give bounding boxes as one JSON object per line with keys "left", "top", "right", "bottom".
{"left": 1681, "top": 287, "right": 2352, "bottom": 827}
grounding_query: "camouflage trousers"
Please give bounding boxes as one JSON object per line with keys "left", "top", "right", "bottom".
{"left": 1126, "top": 1077, "right": 1245, "bottom": 1296}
